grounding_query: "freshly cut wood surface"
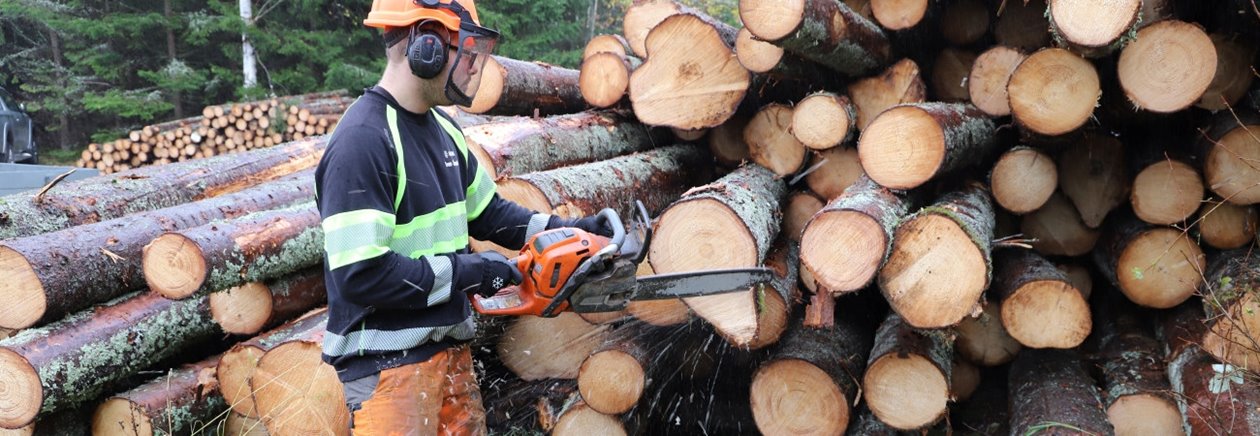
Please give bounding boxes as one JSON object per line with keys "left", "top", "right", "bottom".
{"left": 1093, "top": 295, "right": 1183, "bottom": 436}
{"left": 1163, "top": 303, "right": 1260, "bottom": 436}
{"left": 1118, "top": 20, "right": 1217, "bottom": 113}
{"left": 784, "top": 191, "right": 824, "bottom": 242}
{"left": 1048, "top": 0, "right": 1141, "bottom": 57}
{"left": 862, "top": 313, "right": 952, "bottom": 430}
{"left": 1008, "top": 48, "right": 1100, "bottom": 136}
{"left": 804, "top": 146, "right": 865, "bottom": 201}
{"left": 208, "top": 268, "right": 325, "bottom": 336}
{"left": 1058, "top": 134, "right": 1128, "bottom": 228}
{"left": 991, "top": 249, "right": 1091, "bottom": 349}
{"left": 848, "top": 59, "right": 927, "bottom": 131}
{"left": 498, "top": 313, "right": 609, "bottom": 381}
{"left": 1130, "top": 159, "right": 1203, "bottom": 225}
{"left": 629, "top": 13, "right": 749, "bottom": 130}
{"left": 625, "top": 258, "right": 691, "bottom": 326}
{"left": 802, "top": 177, "right": 912, "bottom": 294}
{"left": 746, "top": 103, "right": 808, "bottom": 177}
{"left": 990, "top": 146, "right": 1056, "bottom": 214}
{"left": 734, "top": 27, "right": 837, "bottom": 84}
{"left": 552, "top": 401, "right": 626, "bottom": 436}
{"left": 91, "top": 354, "right": 226, "bottom": 436}
{"left": 955, "top": 302, "right": 1021, "bottom": 366}
{"left": 249, "top": 328, "right": 349, "bottom": 435}
{"left": 578, "top": 324, "right": 654, "bottom": 415}
{"left": 583, "top": 34, "right": 630, "bottom": 59}
{"left": 791, "top": 92, "right": 856, "bottom": 150}
{"left": 622, "top": 0, "right": 687, "bottom": 58}
{"left": 1093, "top": 211, "right": 1206, "bottom": 309}
{"left": 216, "top": 309, "right": 327, "bottom": 418}
{"left": 870, "top": 0, "right": 930, "bottom": 30}
{"left": 1203, "top": 119, "right": 1260, "bottom": 204}
{"left": 968, "top": 46, "right": 1027, "bottom": 117}
{"left": 858, "top": 102, "right": 996, "bottom": 190}
{"left": 1197, "top": 34, "right": 1257, "bottom": 111}
{"left": 1022, "top": 191, "right": 1100, "bottom": 256}
{"left": 1197, "top": 199, "right": 1258, "bottom": 250}
{"left": 580, "top": 52, "right": 637, "bottom": 108}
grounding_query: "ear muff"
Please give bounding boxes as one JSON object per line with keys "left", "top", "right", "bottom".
{"left": 407, "top": 29, "right": 447, "bottom": 79}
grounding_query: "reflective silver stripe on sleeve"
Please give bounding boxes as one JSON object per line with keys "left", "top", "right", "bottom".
{"left": 425, "top": 255, "right": 454, "bottom": 307}
{"left": 321, "top": 316, "right": 476, "bottom": 357}
{"left": 525, "top": 213, "right": 551, "bottom": 242}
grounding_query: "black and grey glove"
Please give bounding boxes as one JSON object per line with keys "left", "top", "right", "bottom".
{"left": 456, "top": 252, "right": 522, "bottom": 298}
{"left": 549, "top": 215, "right": 615, "bottom": 238}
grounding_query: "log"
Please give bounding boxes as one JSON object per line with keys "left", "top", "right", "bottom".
{"left": 1117, "top": 20, "right": 1217, "bottom": 113}
{"left": 224, "top": 412, "right": 268, "bottom": 436}
{"left": 552, "top": 400, "right": 626, "bottom": 436}
{"left": 580, "top": 53, "right": 639, "bottom": 109}
{"left": 1201, "top": 249, "right": 1260, "bottom": 372}
{"left": 0, "top": 137, "right": 323, "bottom": 241}
{"left": 143, "top": 202, "right": 321, "bottom": 300}
{"left": 1197, "top": 199, "right": 1258, "bottom": 250}
{"left": 1202, "top": 113, "right": 1260, "bottom": 205}
{"left": 708, "top": 114, "right": 752, "bottom": 167}
{"left": 1163, "top": 303, "right": 1260, "bottom": 436}
{"left": 1130, "top": 157, "right": 1203, "bottom": 226}
{"left": 955, "top": 301, "right": 1021, "bottom": 367}
{"left": 578, "top": 323, "right": 665, "bottom": 415}
{"left": 790, "top": 92, "right": 856, "bottom": 152}
{"left": 930, "top": 48, "right": 977, "bottom": 103}
{"left": 1093, "top": 210, "right": 1206, "bottom": 309}
{"left": 1059, "top": 133, "right": 1129, "bottom": 228}
{"left": 847, "top": 59, "right": 927, "bottom": 131}
{"left": 248, "top": 314, "right": 349, "bottom": 435}
{"left": 217, "top": 309, "right": 327, "bottom": 419}
{"left": 804, "top": 147, "right": 865, "bottom": 201}
{"left": 0, "top": 291, "right": 220, "bottom": 428}
{"left": 734, "top": 28, "right": 838, "bottom": 85}
{"left": 1047, "top": 0, "right": 1140, "bottom": 57}
{"left": 858, "top": 102, "right": 997, "bottom": 190}
{"left": 994, "top": 0, "right": 1050, "bottom": 51}
{"left": 968, "top": 46, "right": 1027, "bottom": 117}
{"left": 629, "top": 13, "right": 749, "bottom": 130}
{"left": 952, "top": 366, "right": 1010, "bottom": 435}
{"left": 784, "top": 191, "right": 824, "bottom": 243}
{"left": 681, "top": 238, "right": 798, "bottom": 348}
{"left": 746, "top": 103, "right": 808, "bottom": 177}
{"left": 940, "top": 0, "right": 988, "bottom": 46}
{"left": 862, "top": 313, "right": 952, "bottom": 430}
{"left": 845, "top": 406, "right": 918, "bottom": 435}
{"left": 1008, "top": 48, "right": 1100, "bottom": 136}
{"left": 739, "top": 0, "right": 892, "bottom": 77}
{"left": 801, "top": 176, "right": 912, "bottom": 294}
{"left": 1092, "top": 294, "right": 1183, "bottom": 436}
{"left": 498, "top": 313, "right": 610, "bottom": 381}
{"left": 583, "top": 34, "right": 630, "bottom": 59}
{"left": 990, "top": 146, "right": 1056, "bottom": 215}
{"left": 1058, "top": 262, "right": 1094, "bottom": 300}
{"left": 951, "top": 357, "right": 980, "bottom": 401}
{"left": 208, "top": 268, "right": 326, "bottom": 336}
{"left": 1022, "top": 191, "right": 1100, "bottom": 256}
{"left": 481, "top": 376, "right": 578, "bottom": 433}
{"left": 1197, "top": 34, "right": 1257, "bottom": 111}
{"left": 879, "top": 183, "right": 994, "bottom": 328}
{"left": 622, "top": 0, "right": 689, "bottom": 59}
{"left": 1009, "top": 349, "right": 1114, "bottom": 435}
{"left": 463, "top": 111, "right": 671, "bottom": 180}
{"left": 991, "top": 248, "right": 1091, "bottom": 349}
{"left": 870, "top": 0, "right": 930, "bottom": 31}
{"left": 91, "top": 354, "right": 227, "bottom": 436}
{"left": 465, "top": 56, "right": 585, "bottom": 116}
{"left": 0, "top": 172, "right": 314, "bottom": 330}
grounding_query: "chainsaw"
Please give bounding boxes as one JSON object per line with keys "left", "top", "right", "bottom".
{"left": 472, "top": 201, "right": 775, "bottom": 318}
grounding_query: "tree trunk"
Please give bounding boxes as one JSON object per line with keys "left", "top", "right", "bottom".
{"left": 1197, "top": 33, "right": 1257, "bottom": 111}
{"left": 862, "top": 313, "right": 952, "bottom": 430}
{"left": 1007, "top": 48, "right": 1101, "bottom": 136}
{"left": 880, "top": 183, "right": 994, "bottom": 328}
{"left": 802, "top": 176, "right": 912, "bottom": 295}
{"left": 969, "top": 46, "right": 1028, "bottom": 117}
{"left": 930, "top": 47, "right": 978, "bottom": 103}
{"left": 1197, "top": 199, "right": 1258, "bottom": 250}
{"left": 0, "top": 291, "right": 220, "bottom": 429}
{"left": 791, "top": 92, "right": 856, "bottom": 151}
{"left": 0, "top": 137, "right": 323, "bottom": 240}
{"left": 91, "top": 354, "right": 226, "bottom": 436}
{"left": 804, "top": 147, "right": 865, "bottom": 202}
{"left": 579, "top": 53, "right": 640, "bottom": 108}
{"left": 1201, "top": 111, "right": 1260, "bottom": 205}
{"left": 465, "top": 55, "right": 585, "bottom": 116}
{"left": 1058, "top": 133, "right": 1129, "bottom": 228}
{"left": 248, "top": 316, "right": 349, "bottom": 435}
{"left": 463, "top": 111, "right": 671, "bottom": 180}
{"left": 1021, "top": 191, "right": 1100, "bottom": 256}
{"left": 858, "top": 102, "right": 997, "bottom": 190}
{"left": 1009, "top": 349, "right": 1114, "bottom": 435}
{"left": 1163, "top": 303, "right": 1260, "bottom": 436}
{"left": 239, "top": 0, "right": 256, "bottom": 88}
{"left": 0, "top": 172, "right": 314, "bottom": 331}
{"left": 1092, "top": 210, "right": 1206, "bottom": 309}
{"left": 1117, "top": 20, "right": 1216, "bottom": 113}
{"left": 1201, "top": 249, "right": 1260, "bottom": 372}
{"left": 869, "top": 0, "right": 931, "bottom": 30}
{"left": 991, "top": 248, "right": 1091, "bottom": 349}
{"left": 577, "top": 323, "right": 683, "bottom": 416}
{"left": 847, "top": 59, "right": 927, "bottom": 131}
{"left": 208, "top": 268, "right": 326, "bottom": 336}
{"left": 628, "top": 13, "right": 750, "bottom": 130}
{"left": 990, "top": 146, "right": 1057, "bottom": 214}
{"left": 746, "top": 103, "right": 808, "bottom": 177}
{"left": 498, "top": 313, "right": 610, "bottom": 381}
{"left": 955, "top": 301, "right": 1021, "bottom": 367}
{"left": 740, "top": 0, "right": 892, "bottom": 77}
{"left": 217, "top": 308, "right": 327, "bottom": 419}
{"left": 1091, "top": 294, "right": 1183, "bottom": 436}
{"left": 784, "top": 191, "right": 824, "bottom": 243}
{"left": 143, "top": 202, "right": 321, "bottom": 300}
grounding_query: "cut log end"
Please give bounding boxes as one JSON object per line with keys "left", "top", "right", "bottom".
{"left": 751, "top": 359, "right": 849, "bottom": 435}
{"left": 739, "top": 0, "right": 806, "bottom": 41}
{"left": 142, "top": 233, "right": 208, "bottom": 300}
{"left": 498, "top": 313, "right": 607, "bottom": 381}
{"left": 0, "top": 247, "right": 46, "bottom": 330}
{"left": 1001, "top": 280, "right": 1091, "bottom": 349}
{"left": 1205, "top": 124, "right": 1260, "bottom": 204}
{"left": 734, "top": 27, "right": 785, "bottom": 74}
{"left": 848, "top": 59, "right": 927, "bottom": 131}
{"left": 209, "top": 283, "right": 274, "bottom": 335}
{"left": 578, "top": 350, "right": 644, "bottom": 415}
{"left": 792, "top": 94, "right": 854, "bottom": 151}
{"left": 991, "top": 147, "right": 1056, "bottom": 214}
{"left": 0, "top": 349, "right": 39, "bottom": 429}
{"left": 804, "top": 147, "right": 864, "bottom": 201}
{"left": 1023, "top": 192, "right": 1100, "bottom": 257}
{"left": 580, "top": 53, "right": 632, "bottom": 109}
{"left": 465, "top": 56, "right": 506, "bottom": 114}
{"left": 1203, "top": 292, "right": 1260, "bottom": 372}
{"left": 1117, "top": 228, "right": 1205, "bottom": 309}
{"left": 218, "top": 346, "right": 264, "bottom": 417}
{"left": 882, "top": 214, "right": 988, "bottom": 328}
{"left": 623, "top": 0, "right": 683, "bottom": 59}
{"left": 250, "top": 342, "right": 349, "bottom": 434}
{"left": 629, "top": 14, "right": 750, "bottom": 130}
{"left": 955, "top": 303, "right": 1021, "bottom": 367}
{"left": 583, "top": 34, "right": 629, "bottom": 60}
{"left": 746, "top": 104, "right": 807, "bottom": 177}
{"left": 553, "top": 403, "right": 626, "bottom": 436}
{"left": 625, "top": 299, "right": 691, "bottom": 326}
{"left": 1107, "top": 394, "right": 1185, "bottom": 436}
{"left": 969, "top": 46, "right": 1027, "bottom": 117}
{"left": 1197, "top": 34, "right": 1257, "bottom": 111}
{"left": 802, "top": 211, "right": 885, "bottom": 293}
{"left": 863, "top": 354, "right": 948, "bottom": 430}
{"left": 1131, "top": 160, "right": 1204, "bottom": 225}
{"left": 1008, "top": 48, "right": 1100, "bottom": 136}
{"left": 1197, "top": 200, "right": 1258, "bottom": 250}
{"left": 651, "top": 199, "right": 759, "bottom": 271}
{"left": 1049, "top": 0, "right": 1141, "bottom": 49}
{"left": 871, "top": 0, "right": 930, "bottom": 30}
{"left": 784, "top": 192, "right": 824, "bottom": 243}
{"left": 858, "top": 106, "right": 946, "bottom": 190}
{"left": 91, "top": 399, "right": 151, "bottom": 435}
{"left": 1118, "top": 20, "right": 1217, "bottom": 113}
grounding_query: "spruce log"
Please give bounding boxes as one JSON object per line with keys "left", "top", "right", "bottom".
{"left": 1202, "top": 114, "right": 1260, "bottom": 205}
{"left": 498, "top": 313, "right": 610, "bottom": 381}
{"left": 144, "top": 202, "right": 321, "bottom": 300}
{"left": 847, "top": 59, "right": 927, "bottom": 131}
{"left": 955, "top": 301, "right": 1021, "bottom": 366}
{"left": 629, "top": 13, "right": 749, "bottom": 130}
{"left": 734, "top": 28, "right": 839, "bottom": 85}
{"left": 464, "top": 111, "right": 670, "bottom": 180}
{"left": 0, "top": 172, "right": 314, "bottom": 330}
{"left": 624, "top": 258, "right": 692, "bottom": 326}
{"left": 0, "top": 137, "right": 322, "bottom": 241}
{"left": 208, "top": 268, "right": 326, "bottom": 336}
{"left": 1009, "top": 349, "right": 1114, "bottom": 435}
{"left": 1163, "top": 303, "right": 1260, "bottom": 436}
{"left": 858, "top": 102, "right": 997, "bottom": 190}
{"left": 0, "top": 291, "right": 220, "bottom": 428}
{"left": 880, "top": 183, "right": 994, "bottom": 328}
{"left": 1201, "top": 250, "right": 1260, "bottom": 371}
{"left": 1117, "top": 21, "right": 1217, "bottom": 113}
{"left": 1059, "top": 133, "right": 1129, "bottom": 228}
{"left": 862, "top": 313, "right": 952, "bottom": 430}
{"left": 804, "top": 147, "right": 865, "bottom": 201}
{"left": 990, "top": 146, "right": 1056, "bottom": 214}
{"left": 552, "top": 400, "right": 626, "bottom": 436}
{"left": 1058, "top": 262, "right": 1094, "bottom": 300}
{"left": 217, "top": 309, "right": 327, "bottom": 418}
{"left": 968, "top": 46, "right": 1027, "bottom": 117}
{"left": 801, "top": 176, "right": 912, "bottom": 294}
{"left": 465, "top": 55, "right": 585, "bottom": 116}
{"left": 681, "top": 238, "right": 798, "bottom": 348}
{"left": 994, "top": 0, "right": 1050, "bottom": 51}
{"left": 1093, "top": 294, "right": 1183, "bottom": 436}
{"left": 1197, "top": 199, "right": 1258, "bottom": 250}
{"left": 940, "top": 0, "right": 988, "bottom": 46}
{"left": 930, "top": 48, "right": 978, "bottom": 103}
{"left": 869, "top": 0, "right": 930, "bottom": 31}
{"left": 1008, "top": 48, "right": 1101, "bottom": 136}
{"left": 583, "top": 34, "right": 631, "bottom": 60}
{"left": 91, "top": 354, "right": 227, "bottom": 436}
{"left": 1047, "top": 0, "right": 1141, "bottom": 57}
{"left": 1130, "top": 157, "right": 1203, "bottom": 227}
{"left": 1022, "top": 191, "right": 1100, "bottom": 256}
{"left": 708, "top": 114, "right": 752, "bottom": 167}
{"left": 739, "top": 0, "right": 892, "bottom": 77}
{"left": 1197, "top": 34, "right": 1257, "bottom": 111}
{"left": 580, "top": 53, "right": 639, "bottom": 109}
{"left": 746, "top": 103, "right": 808, "bottom": 177}
{"left": 784, "top": 191, "right": 824, "bottom": 243}
{"left": 791, "top": 92, "right": 856, "bottom": 152}
{"left": 578, "top": 323, "right": 664, "bottom": 415}
{"left": 991, "top": 248, "right": 1091, "bottom": 349}
{"left": 248, "top": 316, "right": 349, "bottom": 435}
{"left": 1093, "top": 210, "right": 1206, "bottom": 309}
{"left": 622, "top": 0, "right": 692, "bottom": 59}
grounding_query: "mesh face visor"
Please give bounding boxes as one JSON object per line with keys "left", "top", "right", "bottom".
{"left": 444, "top": 20, "right": 498, "bottom": 106}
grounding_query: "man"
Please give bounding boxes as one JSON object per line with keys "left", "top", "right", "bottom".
{"left": 315, "top": 0, "right": 612, "bottom": 433}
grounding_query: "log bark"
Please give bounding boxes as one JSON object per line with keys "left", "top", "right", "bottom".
{"left": 746, "top": 103, "right": 808, "bottom": 177}
{"left": 930, "top": 47, "right": 978, "bottom": 103}
{"left": 1058, "top": 262, "right": 1093, "bottom": 299}
{"left": 498, "top": 313, "right": 610, "bottom": 381}
{"left": 208, "top": 268, "right": 326, "bottom": 336}
{"left": 1117, "top": 21, "right": 1217, "bottom": 113}
{"left": 1093, "top": 210, "right": 1206, "bottom": 309}
{"left": 144, "top": 201, "right": 321, "bottom": 300}
{"left": 1092, "top": 294, "right": 1184, "bottom": 436}
{"left": 802, "top": 176, "right": 912, "bottom": 294}
{"left": 629, "top": 13, "right": 749, "bottom": 130}
{"left": 1163, "top": 303, "right": 1260, "bottom": 436}
{"left": 994, "top": 0, "right": 1050, "bottom": 51}
{"left": 1008, "top": 48, "right": 1101, "bottom": 136}
{"left": 0, "top": 291, "right": 220, "bottom": 429}
{"left": 0, "top": 172, "right": 314, "bottom": 330}
{"left": 739, "top": 0, "right": 892, "bottom": 77}
{"left": 1058, "top": 133, "right": 1129, "bottom": 228}
{"left": 1201, "top": 249, "right": 1260, "bottom": 372}
{"left": 1197, "top": 33, "right": 1257, "bottom": 111}
{"left": 91, "top": 354, "right": 227, "bottom": 436}
{"left": 847, "top": 58, "right": 927, "bottom": 131}
{"left": 463, "top": 110, "right": 672, "bottom": 180}
{"left": 1201, "top": 112, "right": 1260, "bottom": 205}
{"left": 1047, "top": 0, "right": 1141, "bottom": 57}
{"left": 955, "top": 301, "right": 1021, "bottom": 367}
{"left": 217, "top": 308, "right": 327, "bottom": 419}
{"left": 465, "top": 55, "right": 585, "bottom": 116}
{"left": 1130, "top": 156, "right": 1204, "bottom": 226}
{"left": 580, "top": 53, "right": 639, "bottom": 109}
{"left": 804, "top": 147, "right": 865, "bottom": 201}
{"left": 734, "top": 28, "right": 840, "bottom": 85}
{"left": 1022, "top": 191, "right": 1100, "bottom": 257}
{"left": 1197, "top": 199, "right": 1258, "bottom": 250}
{"left": 991, "top": 248, "right": 1091, "bottom": 349}
{"left": 1009, "top": 349, "right": 1114, "bottom": 436}
{"left": 791, "top": 92, "right": 856, "bottom": 151}
{"left": 880, "top": 183, "right": 995, "bottom": 328}
{"left": 862, "top": 313, "right": 952, "bottom": 430}
{"left": 968, "top": 46, "right": 1028, "bottom": 117}
{"left": 784, "top": 191, "right": 824, "bottom": 243}
{"left": 0, "top": 137, "right": 322, "bottom": 241}
{"left": 248, "top": 315, "right": 348, "bottom": 435}
{"left": 858, "top": 102, "right": 997, "bottom": 190}
{"left": 990, "top": 146, "right": 1056, "bottom": 215}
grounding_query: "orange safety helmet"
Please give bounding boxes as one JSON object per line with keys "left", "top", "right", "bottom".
{"left": 364, "top": 0, "right": 480, "bottom": 31}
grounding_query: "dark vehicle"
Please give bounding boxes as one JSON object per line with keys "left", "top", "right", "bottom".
{"left": 0, "top": 86, "right": 37, "bottom": 164}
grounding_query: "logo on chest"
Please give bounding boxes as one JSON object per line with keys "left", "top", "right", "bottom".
{"left": 442, "top": 149, "right": 459, "bottom": 168}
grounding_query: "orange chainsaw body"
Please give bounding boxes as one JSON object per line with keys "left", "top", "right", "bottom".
{"left": 472, "top": 227, "right": 611, "bottom": 317}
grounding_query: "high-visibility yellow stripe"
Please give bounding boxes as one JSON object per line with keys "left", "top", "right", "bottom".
{"left": 386, "top": 106, "right": 407, "bottom": 212}
{"left": 432, "top": 108, "right": 469, "bottom": 159}
{"left": 406, "top": 234, "right": 472, "bottom": 259}
{"left": 327, "top": 245, "right": 391, "bottom": 270}
{"left": 322, "top": 209, "right": 395, "bottom": 233}
{"left": 466, "top": 167, "right": 496, "bottom": 220}
{"left": 392, "top": 202, "right": 466, "bottom": 239}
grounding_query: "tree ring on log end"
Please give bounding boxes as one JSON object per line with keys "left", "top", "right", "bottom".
{"left": 1203, "top": 292, "right": 1260, "bottom": 372}
{"left": 1205, "top": 125, "right": 1260, "bottom": 205}
{"left": 578, "top": 350, "right": 645, "bottom": 415}
{"left": 862, "top": 353, "right": 948, "bottom": 430}
{"left": 871, "top": 0, "right": 929, "bottom": 31}
{"left": 650, "top": 199, "right": 759, "bottom": 271}
{"left": 859, "top": 105, "right": 945, "bottom": 191}
{"left": 1001, "top": 280, "right": 1091, "bottom": 348}
{"left": 1008, "top": 48, "right": 1099, "bottom": 136}
{"left": 735, "top": 27, "right": 785, "bottom": 74}
{"left": 802, "top": 210, "right": 885, "bottom": 293}
{"left": 1116, "top": 228, "right": 1204, "bottom": 309}
{"left": 554, "top": 403, "right": 626, "bottom": 436}
{"left": 218, "top": 346, "right": 265, "bottom": 417}
{"left": 0, "top": 349, "right": 39, "bottom": 429}
{"left": 991, "top": 147, "right": 1056, "bottom": 214}
{"left": 1131, "top": 160, "right": 1203, "bottom": 225}
{"left": 1049, "top": 0, "right": 1141, "bottom": 48}
{"left": 751, "top": 359, "right": 848, "bottom": 435}
{"left": 465, "top": 56, "right": 506, "bottom": 114}
{"left": 144, "top": 233, "right": 209, "bottom": 299}
{"left": 880, "top": 214, "right": 987, "bottom": 328}
{"left": 580, "top": 53, "right": 631, "bottom": 109}
{"left": 792, "top": 94, "right": 853, "bottom": 151}
{"left": 210, "top": 282, "right": 275, "bottom": 335}
{"left": 1107, "top": 394, "right": 1183, "bottom": 436}
{"left": 1117, "top": 20, "right": 1216, "bottom": 113}
{"left": 250, "top": 342, "right": 349, "bottom": 433}
{"left": 0, "top": 247, "right": 45, "bottom": 330}
{"left": 738, "top": 0, "right": 806, "bottom": 42}
{"left": 92, "top": 398, "right": 152, "bottom": 435}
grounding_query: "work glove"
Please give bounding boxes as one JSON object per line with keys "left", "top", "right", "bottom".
{"left": 456, "top": 252, "right": 522, "bottom": 298}
{"left": 549, "top": 215, "right": 616, "bottom": 238}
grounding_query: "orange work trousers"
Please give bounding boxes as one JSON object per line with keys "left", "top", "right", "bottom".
{"left": 344, "top": 345, "right": 487, "bottom": 435}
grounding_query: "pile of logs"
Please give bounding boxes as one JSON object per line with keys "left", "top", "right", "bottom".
{"left": 0, "top": 0, "right": 1258, "bottom": 434}
{"left": 75, "top": 90, "right": 354, "bottom": 174}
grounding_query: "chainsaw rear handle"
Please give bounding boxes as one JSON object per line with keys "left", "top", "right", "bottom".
{"left": 594, "top": 208, "right": 625, "bottom": 259}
